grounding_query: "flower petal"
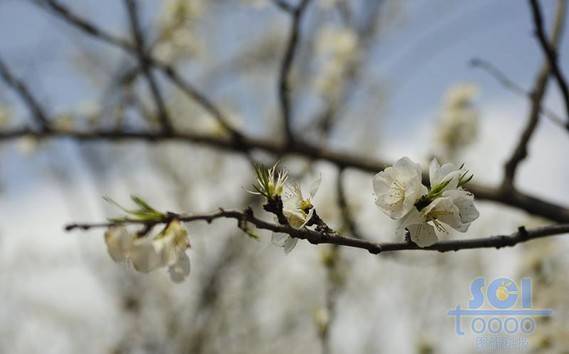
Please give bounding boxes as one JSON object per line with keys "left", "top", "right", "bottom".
{"left": 308, "top": 174, "right": 321, "bottom": 199}
{"left": 168, "top": 252, "right": 191, "bottom": 283}
{"left": 408, "top": 223, "right": 438, "bottom": 247}
{"left": 129, "top": 239, "right": 165, "bottom": 273}
{"left": 104, "top": 226, "right": 134, "bottom": 263}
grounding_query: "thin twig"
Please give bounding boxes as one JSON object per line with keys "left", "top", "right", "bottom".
{"left": 0, "top": 56, "right": 51, "bottom": 130}
{"left": 36, "top": 0, "right": 241, "bottom": 138}
{"left": 65, "top": 208, "right": 569, "bottom": 254}
{"left": 470, "top": 58, "right": 565, "bottom": 127}
{"left": 277, "top": 0, "right": 312, "bottom": 144}
{"left": 124, "top": 0, "right": 173, "bottom": 133}
{"left": 503, "top": 0, "right": 566, "bottom": 189}
{"left": 529, "top": 0, "right": 569, "bottom": 129}
{"left": 336, "top": 168, "right": 363, "bottom": 238}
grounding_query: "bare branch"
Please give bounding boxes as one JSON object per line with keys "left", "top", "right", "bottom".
{"left": 529, "top": 0, "right": 569, "bottom": 129}
{"left": 0, "top": 56, "right": 51, "bottom": 130}
{"left": 336, "top": 168, "right": 363, "bottom": 239}
{"left": 124, "top": 0, "right": 173, "bottom": 133}
{"left": 36, "top": 0, "right": 242, "bottom": 138}
{"left": 2, "top": 126, "right": 569, "bottom": 222}
{"left": 277, "top": 0, "right": 312, "bottom": 144}
{"left": 503, "top": 0, "right": 566, "bottom": 189}
{"left": 471, "top": 58, "right": 565, "bottom": 127}
{"left": 64, "top": 208, "right": 569, "bottom": 254}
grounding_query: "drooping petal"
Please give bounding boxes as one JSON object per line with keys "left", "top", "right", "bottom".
{"left": 153, "top": 220, "right": 190, "bottom": 266}
{"left": 168, "top": 252, "right": 191, "bottom": 283}
{"left": 282, "top": 236, "right": 298, "bottom": 254}
{"left": 104, "top": 226, "right": 135, "bottom": 263}
{"left": 271, "top": 233, "right": 298, "bottom": 253}
{"left": 129, "top": 239, "right": 165, "bottom": 273}
{"left": 408, "top": 223, "right": 438, "bottom": 247}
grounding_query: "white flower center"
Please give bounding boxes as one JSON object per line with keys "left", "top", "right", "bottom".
{"left": 386, "top": 180, "right": 406, "bottom": 209}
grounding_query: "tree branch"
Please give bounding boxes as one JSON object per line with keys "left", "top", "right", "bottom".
{"left": 64, "top": 208, "right": 569, "bottom": 254}
{"left": 124, "top": 0, "right": 173, "bottom": 133}
{"left": 471, "top": 57, "right": 565, "bottom": 127}
{"left": 0, "top": 56, "right": 51, "bottom": 130}
{"left": 529, "top": 0, "right": 569, "bottom": 129}
{"left": 503, "top": 0, "right": 566, "bottom": 190}
{"left": 36, "top": 0, "right": 242, "bottom": 139}
{"left": 277, "top": 0, "right": 312, "bottom": 144}
{"left": 2, "top": 126, "right": 569, "bottom": 222}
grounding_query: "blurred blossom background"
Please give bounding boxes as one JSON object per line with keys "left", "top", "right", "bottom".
{"left": 0, "top": 0, "right": 568, "bottom": 353}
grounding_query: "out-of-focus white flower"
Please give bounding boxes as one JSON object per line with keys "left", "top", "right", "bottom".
{"left": 103, "top": 220, "right": 191, "bottom": 283}
{"left": 241, "top": 0, "right": 268, "bottom": 8}
{"left": 0, "top": 105, "right": 10, "bottom": 126}
{"left": 318, "top": 0, "right": 341, "bottom": 9}
{"left": 152, "top": 220, "right": 191, "bottom": 283}
{"left": 315, "top": 26, "right": 360, "bottom": 99}
{"left": 435, "top": 83, "right": 479, "bottom": 159}
{"left": 373, "top": 157, "right": 427, "bottom": 220}
{"left": 104, "top": 226, "right": 136, "bottom": 263}
{"left": 155, "top": 0, "right": 204, "bottom": 63}
{"left": 272, "top": 175, "right": 321, "bottom": 253}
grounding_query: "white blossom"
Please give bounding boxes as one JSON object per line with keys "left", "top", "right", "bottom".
{"left": 315, "top": 26, "right": 360, "bottom": 99}
{"left": 103, "top": 220, "right": 191, "bottom": 283}
{"left": 435, "top": 83, "right": 479, "bottom": 158}
{"left": 104, "top": 226, "right": 135, "bottom": 263}
{"left": 397, "top": 185, "right": 479, "bottom": 247}
{"left": 429, "top": 159, "right": 463, "bottom": 190}
{"left": 373, "top": 157, "right": 427, "bottom": 219}
{"left": 272, "top": 175, "right": 321, "bottom": 253}
{"left": 374, "top": 158, "right": 479, "bottom": 247}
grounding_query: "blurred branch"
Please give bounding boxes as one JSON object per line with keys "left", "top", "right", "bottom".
{"left": 35, "top": 0, "right": 242, "bottom": 139}
{"left": 470, "top": 58, "right": 565, "bottom": 127}
{"left": 503, "top": 0, "right": 566, "bottom": 190}
{"left": 319, "top": 245, "right": 341, "bottom": 354}
{"left": 2, "top": 126, "right": 569, "bottom": 222}
{"left": 65, "top": 208, "right": 569, "bottom": 254}
{"left": 0, "top": 56, "right": 51, "bottom": 130}
{"left": 529, "top": 0, "right": 569, "bottom": 129}
{"left": 277, "top": 0, "right": 312, "bottom": 144}
{"left": 336, "top": 168, "right": 363, "bottom": 239}
{"left": 124, "top": 0, "right": 173, "bottom": 133}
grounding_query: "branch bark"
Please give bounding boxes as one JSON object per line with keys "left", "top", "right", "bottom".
{"left": 277, "top": 0, "right": 312, "bottom": 144}
{"left": 0, "top": 56, "right": 51, "bottom": 130}
{"left": 529, "top": 0, "right": 569, "bottom": 129}
{"left": 65, "top": 208, "right": 569, "bottom": 254}
{"left": 504, "top": 0, "right": 566, "bottom": 189}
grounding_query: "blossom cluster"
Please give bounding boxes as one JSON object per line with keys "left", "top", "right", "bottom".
{"left": 251, "top": 164, "right": 321, "bottom": 253}
{"left": 105, "top": 220, "right": 191, "bottom": 283}
{"left": 373, "top": 157, "right": 479, "bottom": 247}
{"left": 103, "top": 196, "right": 191, "bottom": 283}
